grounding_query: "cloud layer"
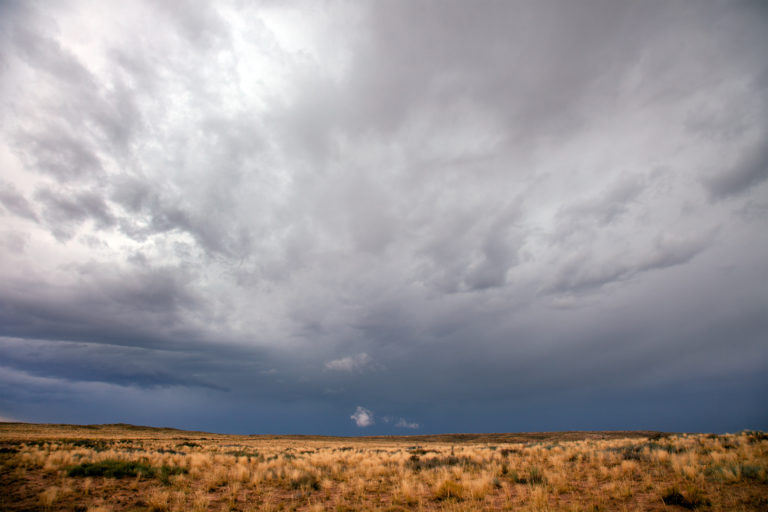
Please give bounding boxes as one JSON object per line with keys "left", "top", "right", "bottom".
{"left": 0, "top": 0, "right": 766, "bottom": 434}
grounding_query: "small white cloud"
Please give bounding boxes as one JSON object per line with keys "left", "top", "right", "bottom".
{"left": 325, "top": 353, "right": 372, "bottom": 372}
{"left": 350, "top": 406, "right": 374, "bottom": 427}
{"left": 395, "top": 418, "right": 419, "bottom": 429}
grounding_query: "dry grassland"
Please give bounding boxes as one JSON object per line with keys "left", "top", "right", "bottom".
{"left": 1, "top": 423, "right": 766, "bottom": 511}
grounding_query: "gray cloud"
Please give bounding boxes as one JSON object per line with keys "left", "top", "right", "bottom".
{"left": 705, "top": 138, "right": 768, "bottom": 200}
{"left": 35, "top": 186, "right": 116, "bottom": 240}
{"left": 0, "top": 263, "right": 213, "bottom": 352}
{"left": 0, "top": 0, "right": 765, "bottom": 434}
{"left": 0, "top": 182, "right": 38, "bottom": 222}
{"left": 325, "top": 353, "right": 374, "bottom": 373}
{"left": 557, "top": 176, "right": 646, "bottom": 228}
{"left": 395, "top": 418, "right": 419, "bottom": 429}
{"left": 0, "top": 337, "right": 225, "bottom": 390}
{"left": 548, "top": 232, "right": 711, "bottom": 295}
{"left": 14, "top": 129, "right": 103, "bottom": 182}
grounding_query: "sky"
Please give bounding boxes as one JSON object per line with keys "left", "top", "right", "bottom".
{"left": 0, "top": 0, "right": 766, "bottom": 435}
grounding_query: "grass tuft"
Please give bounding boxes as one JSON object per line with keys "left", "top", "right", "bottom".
{"left": 433, "top": 480, "right": 465, "bottom": 501}
{"left": 508, "top": 466, "right": 546, "bottom": 485}
{"left": 290, "top": 472, "right": 320, "bottom": 491}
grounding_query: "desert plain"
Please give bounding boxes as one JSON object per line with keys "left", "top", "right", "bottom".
{"left": 1, "top": 423, "right": 766, "bottom": 511}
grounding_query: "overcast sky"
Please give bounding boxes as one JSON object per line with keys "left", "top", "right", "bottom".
{"left": 0, "top": 0, "right": 766, "bottom": 435}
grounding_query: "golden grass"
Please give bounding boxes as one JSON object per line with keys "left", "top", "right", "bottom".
{"left": 0, "top": 423, "right": 766, "bottom": 511}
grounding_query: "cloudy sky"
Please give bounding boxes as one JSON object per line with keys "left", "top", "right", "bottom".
{"left": 0, "top": 0, "right": 766, "bottom": 435}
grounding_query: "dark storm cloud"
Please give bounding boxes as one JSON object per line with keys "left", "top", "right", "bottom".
{"left": 0, "top": 0, "right": 766, "bottom": 433}
{"left": 0, "top": 264, "right": 208, "bottom": 350}
{"left": 0, "top": 337, "right": 225, "bottom": 390}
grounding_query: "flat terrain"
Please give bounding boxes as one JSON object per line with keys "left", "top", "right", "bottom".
{"left": 1, "top": 423, "right": 766, "bottom": 511}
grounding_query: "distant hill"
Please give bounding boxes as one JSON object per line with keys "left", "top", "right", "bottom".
{"left": 0, "top": 422, "right": 670, "bottom": 443}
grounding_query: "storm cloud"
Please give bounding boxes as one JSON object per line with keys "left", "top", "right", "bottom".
{"left": 0, "top": 0, "right": 766, "bottom": 434}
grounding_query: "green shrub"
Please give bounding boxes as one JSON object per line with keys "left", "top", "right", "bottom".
{"left": 67, "top": 460, "right": 188, "bottom": 482}
{"left": 607, "top": 444, "right": 647, "bottom": 461}
{"left": 65, "top": 439, "right": 109, "bottom": 451}
{"left": 706, "top": 463, "right": 766, "bottom": 482}
{"left": 67, "top": 460, "right": 154, "bottom": 478}
{"left": 406, "top": 455, "right": 478, "bottom": 471}
{"left": 157, "top": 464, "right": 188, "bottom": 485}
{"left": 613, "top": 441, "right": 686, "bottom": 455}
{"left": 226, "top": 449, "right": 260, "bottom": 459}
{"left": 740, "top": 464, "right": 765, "bottom": 481}
{"left": 661, "top": 487, "right": 710, "bottom": 509}
{"left": 744, "top": 430, "right": 767, "bottom": 443}
{"left": 176, "top": 442, "right": 201, "bottom": 448}
{"left": 407, "top": 447, "right": 438, "bottom": 455}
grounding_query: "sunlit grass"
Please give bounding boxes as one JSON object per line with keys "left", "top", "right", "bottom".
{"left": 0, "top": 424, "right": 766, "bottom": 510}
